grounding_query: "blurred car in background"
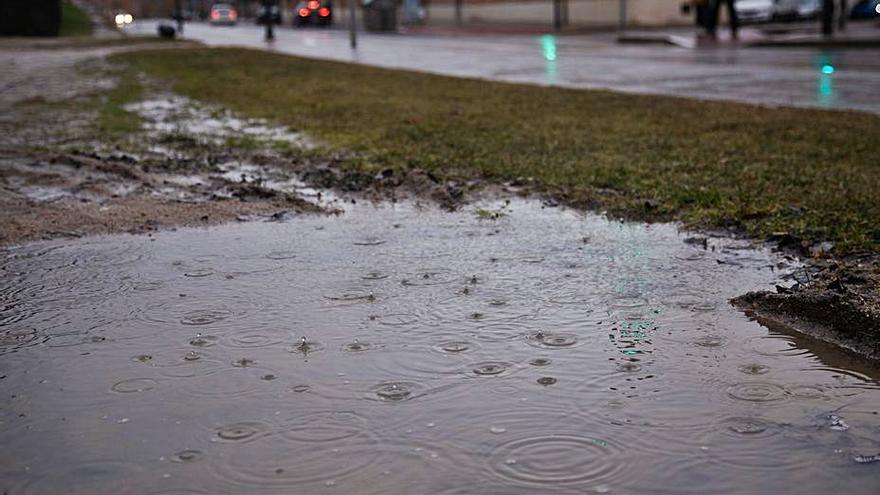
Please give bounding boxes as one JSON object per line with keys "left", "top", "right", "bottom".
{"left": 294, "top": 0, "right": 333, "bottom": 27}
{"left": 210, "top": 3, "right": 238, "bottom": 25}
{"left": 772, "top": 0, "right": 804, "bottom": 20}
{"left": 795, "top": 0, "right": 822, "bottom": 19}
{"left": 257, "top": 3, "right": 282, "bottom": 24}
{"left": 734, "top": 0, "right": 823, "bottom": 23}
{"left": 113, "top": 11, "right": 134, "bottom": 28}
{"left": 735, "top": 0, "right": 775, "bottom": 23}
{"left": 850, "top": 0, "right": 880, "bottom": 18}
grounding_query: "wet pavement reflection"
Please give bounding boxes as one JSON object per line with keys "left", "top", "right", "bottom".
{"left": 1, "top": 200, "right": 879, "bottom": 494}
{"left": 132, "top": 21, "right": 880, "bottom": 114}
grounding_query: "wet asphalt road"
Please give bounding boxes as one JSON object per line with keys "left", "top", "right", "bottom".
{"left": 133, "top": 20, "right": 880, "bottom": 114}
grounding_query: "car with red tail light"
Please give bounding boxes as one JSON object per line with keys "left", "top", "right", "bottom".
{"left": 210, "top": 3, "right": 238, "bottom": 25}
{"left": 294, "top": 0, "right": 333, "bottom": 27}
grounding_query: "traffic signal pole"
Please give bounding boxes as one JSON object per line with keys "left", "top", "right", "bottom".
{"left": 175, "top": 0, "right": 183, "bottom": 34}
{"left": 264, "top": 0, "right": 275, "bottom": 41}
{"left": 821, "top": 0, "right": 834, "bottom": 36}
{"left": 349, "top": 0, "right": 357, "bottom": 48}
{"left": 553, "top": 0, "right": 561, "bottom": 30}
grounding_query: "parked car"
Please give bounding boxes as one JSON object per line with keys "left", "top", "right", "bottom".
{"left": 795, "top": 0, "right": 822, "bottom": 20}
{"left": 772, "top": 0, "right": 803, "bottom": 20}
{"left": 257, "top": 4, "right": 282, "bottom": 24}
{"left": 850, "top": 0, "right": 880, "bottom": 18}
{"left": 734, "top": 0, "right": 820, "bottom": 23}
{"left": 209, "top": 3, "right": 238, "bottom": 25}
{"left": 735, "top": 0, "right": 775, "bottom": 23}
{"left": 294, "top": 0, "right": 333, "bottom": 27}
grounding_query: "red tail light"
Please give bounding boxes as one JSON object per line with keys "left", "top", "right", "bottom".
{"left": 211, "top": 10, "right": 220, "bottom": 19}
{"left": 308, "top": 1, "right": 320, "bottom": 9}
{"left": 229, "top": 10, "right": 237, "bottom": 19}
{"left": 299, "top": 7, "right": 310, "bottom": 16}
{"left": 318, "top": 7, "right": 330, "bottom": 16}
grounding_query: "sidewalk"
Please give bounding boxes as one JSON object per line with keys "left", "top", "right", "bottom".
{"left": 619, "top": 19, "right": 880, "bottom": 48}
{"left": 401, "top": 23, "right": 561, "bottom": 36}
{"left": 373, "top": 16, "right": 880, "bottom": 49}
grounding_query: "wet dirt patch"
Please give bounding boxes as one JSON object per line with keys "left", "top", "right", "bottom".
{"left": 125, "top": 95, "right": 310, "bottom": 149}
{"left": 733, "top": 259, "right": 880, "bottom": 361}
{"left": 0, "top": 73, "right": 478, "bottom": 246}
{"left": 0, "top": 47, "right": 328, "bottom": 247}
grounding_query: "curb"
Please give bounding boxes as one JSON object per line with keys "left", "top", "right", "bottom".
{"left": 618, "top": 33, "right": 880, "bottom": 49}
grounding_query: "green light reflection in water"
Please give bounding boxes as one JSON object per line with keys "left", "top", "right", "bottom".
{"left": 816, "top": 53, "right": 836, "bottom": 107}
{"left": 540, "top": 34, "right": 557, "bottom": 61}
{"left": 540, "top": 34, "right": 558, "bottom": 84}
{"left": 606, "top": 226, "right": 658, "bottom": 357}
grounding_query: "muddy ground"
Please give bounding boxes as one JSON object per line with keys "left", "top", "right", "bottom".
{"left": 734, "top": 252, "right": 880, "bottom": 360}
{"left": 0, "top": 41, "right": 877, "bottom": 359}
{"left": 0, "top": 41, "right": 495, "bottom": 245}
{"left": 0, "top": 42, "right": 317, "bottom": 243}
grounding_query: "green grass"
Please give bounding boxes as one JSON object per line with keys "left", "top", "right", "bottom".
{"left": 60, "top": 1, "right": 93, "bottom": 37}
{"left": 119, "top": 47, "right": 880, "bottom": 253}
{"left": 96, "top": 71, "right": 144, "bottom": 139}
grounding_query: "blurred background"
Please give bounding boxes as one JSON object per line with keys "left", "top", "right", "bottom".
{"left": 2, "top": 0, "right": 878, "bottom": 36}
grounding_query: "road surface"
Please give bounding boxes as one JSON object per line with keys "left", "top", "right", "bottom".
{"left": 134, "top": 21, "right": 880, "bottom": 114}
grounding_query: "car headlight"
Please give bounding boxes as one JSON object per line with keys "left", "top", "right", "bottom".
{"left": 114, "top": 14, "right": 124, "bottom": 25}
{"left": 124, "top": 14, "right": 133, "bottom": 24}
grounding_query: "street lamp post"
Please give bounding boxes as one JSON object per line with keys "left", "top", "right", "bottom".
{"left": 349, "top": 0, "right": 357, "bottom": 48}
{"left": 262, "top": 0, "right": 276, "bottom": 41}
{"left": 174, "top": 0, "right": 183, "bottom": 34}
{"left": 553, "top": 0, "right": 561, "bottom": 30}
{"left": 821, "top": 0, "right": 834, "bottom": 36}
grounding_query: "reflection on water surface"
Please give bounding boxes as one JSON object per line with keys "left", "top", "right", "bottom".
{"left": 1, "top": 200, "right": 878, "bottom": 494}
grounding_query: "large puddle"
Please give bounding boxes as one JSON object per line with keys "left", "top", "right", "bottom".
{"left": 1, "top": 200, "right": 878, "bottom": 494}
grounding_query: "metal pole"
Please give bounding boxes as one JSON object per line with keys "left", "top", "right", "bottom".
{"left": 553, "top": 0, "right": 561, "bottom": 30}
{"left": 455, "top": 0, "right": 462, "bottom": 24}
{"left": 618, "top": 0, "right": 627, "bottom": 32}
{"left": 264, "top": 0, "right": 275, "bottom": 41}
{"left": 174, "top": 0, "right": 183, "bottom": 34}
{"left": 821, "top": 0, "right": 834, "bottom": 36}
{"left": 838, "top": 0, "right": 847, "bottom": 30}
{"left": 349, "top": 0, "right": 357, "bottom": 48}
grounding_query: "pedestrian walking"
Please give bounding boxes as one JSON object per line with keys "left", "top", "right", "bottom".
{"left": 706, "top": 0, "right": 739, "bottom": 40}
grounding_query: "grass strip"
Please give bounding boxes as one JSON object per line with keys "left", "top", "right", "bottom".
{"left": 60, "top": 1, "right": 93, "bottom": 37}
{"left": 96, "top": 69, "right": 144, "bottom": 139}
{"left": 120, "top": 47, "right": 880, "bottom": 253}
